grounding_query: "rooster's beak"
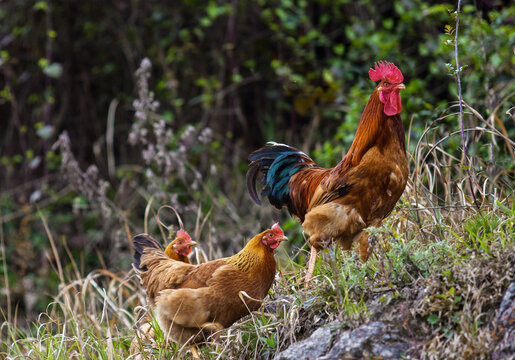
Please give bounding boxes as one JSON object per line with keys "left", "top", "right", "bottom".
{"left": 378, "top": 83, "right": 405, "bottom": 91}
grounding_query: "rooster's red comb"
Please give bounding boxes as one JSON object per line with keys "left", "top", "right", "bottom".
{"left": 271, "top": 222, "right": 284, "bottom": 236}
{"left": 369, "top": 61, "right": 403, "bottom": 84}
{"left": 176, "top": 229, "right": 191, "bottom": 240}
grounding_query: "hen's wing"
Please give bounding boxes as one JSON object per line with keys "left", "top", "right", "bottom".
{"left": 156, "top": 261, "right": 266, "bottom": 333}
{"left": 176, "top": 259, "right": 228, "bottom": 289}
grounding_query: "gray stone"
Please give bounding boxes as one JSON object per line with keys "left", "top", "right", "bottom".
{"left": 274, "top": 325, "right": 336, "bottom": 360}
{"left": 492, "top": 282, "right": 515, "bottom": 360}
{"left": 497, "top": 282, "right": 515, "bottom": 327}
{"left": 320, "top": 321, "right": 409, "bottom": 360}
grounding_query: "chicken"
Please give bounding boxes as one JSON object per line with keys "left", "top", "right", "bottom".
{"left": 130, "top": 229, "right": 196, "bottom": 356}
{"left": 163, "top": 229, "right": 197, "bottom": 263}
{"left": 247, "top": 61, "right": 408, "bottom": 282}
{"left": 131, "top": 223, "right": 287, "bottom": 350}
{"left": 155, "top": 205, "right": 196, "bottom": 262}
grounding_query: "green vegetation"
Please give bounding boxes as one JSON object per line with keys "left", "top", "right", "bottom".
{"left": 0, "top": 0, "right": 513, "bottom": 359}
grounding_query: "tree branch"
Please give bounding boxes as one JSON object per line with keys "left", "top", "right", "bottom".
{"left": 454, "top": 0, "right": 480, "bottom": 211}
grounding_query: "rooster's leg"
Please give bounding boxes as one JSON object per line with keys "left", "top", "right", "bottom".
{"left": 302, "top": 247, "right": 318, "bottom": 284}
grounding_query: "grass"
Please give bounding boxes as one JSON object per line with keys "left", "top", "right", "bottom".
{"left": 0, "top": 208, "right": 513, "bottom": 359}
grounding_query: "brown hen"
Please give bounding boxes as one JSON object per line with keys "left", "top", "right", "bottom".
{"left": 131, "top": 223, "right": 286, "bottom": 349}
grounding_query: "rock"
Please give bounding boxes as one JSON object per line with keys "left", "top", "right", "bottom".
{"left": 320, "top": 321, "right": 410, "bottom": 360}
{"left": 492, "top": 282, "right": 515, "bottom": 360}
{"left": 274, "top": 324, "right": 336, "bottom": 360}
{"left": 275, "top": 320, "right": 411, "bottom": 360}
{"left": 497, "top": 282, "right": 515, "bottom": 328}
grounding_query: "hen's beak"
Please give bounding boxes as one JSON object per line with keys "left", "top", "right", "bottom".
{"left": 173, "top": 241, "right": 197, "bottom": 249}
{"left": 277, "top": 236, "right": 288, "bottom": 242}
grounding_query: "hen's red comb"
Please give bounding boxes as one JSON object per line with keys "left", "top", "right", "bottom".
{"left": 176, "top": 229, "right": 191, "bottom": 240}
{"left": 369, "top": 61, "right": 403, "bottom": 83}
{"left": 271, "top": 222, "right": 284, "bottom": 236}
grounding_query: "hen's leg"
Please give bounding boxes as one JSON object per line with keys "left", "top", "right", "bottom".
{"left": 189, "top": 346, "right": 201, "bottom": 358}
{"left": 200, "top": 322, "right": 224, "bottom": 332}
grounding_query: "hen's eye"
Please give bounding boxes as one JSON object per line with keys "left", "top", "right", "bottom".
{"left": 383, "top": 82, "right": 389, "bottom": 87}
{"left": 268, "top": 233, "right": 273, "bottom": 237}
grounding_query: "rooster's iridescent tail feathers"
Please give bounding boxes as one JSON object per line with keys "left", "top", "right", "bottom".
{"left": 247, "top": 142, "right": 315, "bottom": 210}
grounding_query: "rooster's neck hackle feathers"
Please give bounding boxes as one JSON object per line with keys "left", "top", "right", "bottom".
{"left": 341, "top": 86, "right": 405, "bottom": 169}
{"left": 342, "top": 90, "right": 384, "bottom": 168}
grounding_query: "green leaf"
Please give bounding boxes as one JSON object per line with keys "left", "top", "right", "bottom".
{"left": 36, "top": 125, "right": 54, "bottom": 140}
{"left": 0, "top": 85, "right": 12, "bottom": 101}
{"left": 43, "top": 63, "right": 63, "bottom": 78}
{"left": 333, "top": 44, "right": 345, "bottom": 56}
{"left": 33, "top": 1, "right": 48, "bottom": 11}
{"left": 38, "top": 58, "right": 49, "bottom": 68}
{"left": 427, "top": 313, "right": 439, "bottom": 325}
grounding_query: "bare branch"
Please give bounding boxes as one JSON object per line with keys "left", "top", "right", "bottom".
{"left": 454, "top": 0, "right": 480, "bottom": 211}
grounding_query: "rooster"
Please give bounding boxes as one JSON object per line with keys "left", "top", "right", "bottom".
{"left": 247, "top": 61, "right": 408, "bottom": 282}
{"left": 131, "top": 223, "right": 287, "bottom": 352}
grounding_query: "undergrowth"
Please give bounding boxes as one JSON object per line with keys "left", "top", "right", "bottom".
{"left": 1, "top": 187, "right": 513, "bottom": 359}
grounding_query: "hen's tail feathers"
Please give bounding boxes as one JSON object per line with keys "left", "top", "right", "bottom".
{"left": 247, "top": 142, "right": 315, "bottom": 209}
{"left": 132, "top": 234, "right": 164, "bottom": 272}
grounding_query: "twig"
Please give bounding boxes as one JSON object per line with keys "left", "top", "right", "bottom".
{"left": 454, "top": 0, "right": 480, "bottom": 211}
{"left": 0, "top": 208, "right": 11, "bottom": 324}
{"left": 106, "top": 98, "right": 119, "bottom": 180}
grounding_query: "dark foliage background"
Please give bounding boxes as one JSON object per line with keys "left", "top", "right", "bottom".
{"left": 0, "top": 0, "right": 513, "bottom": 323}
